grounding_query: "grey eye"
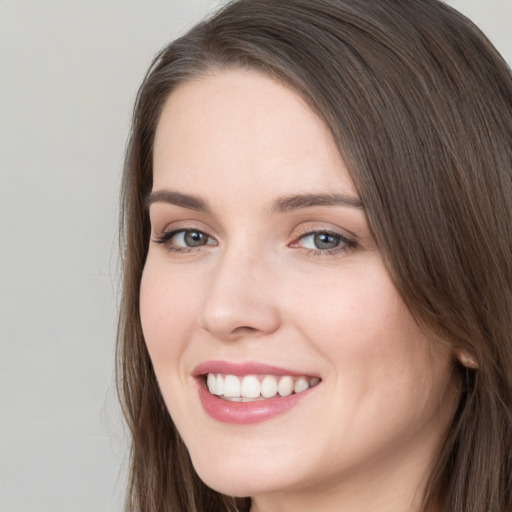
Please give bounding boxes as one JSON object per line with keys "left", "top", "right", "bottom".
{"left": 312, "top": 232, "right": 341, "bottom": 250}
{"left": 154, "top": 228, "right": 217, "bottom": 252}
{"left": 183, "top": 230, "right": 209, "bottom": 247}
{"left": 297, "top": 231, "right": 344, "bottom": 250}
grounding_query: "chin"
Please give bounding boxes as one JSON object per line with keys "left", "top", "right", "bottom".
{"left": 187, "top": 444, "right": 301, "bottom": 497}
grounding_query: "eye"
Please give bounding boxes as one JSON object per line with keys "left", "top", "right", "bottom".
{"left": 175, "top": 230, "right": 211, "bottom": 247}
{"left": 291, "top": 230, "right": 356, "bottom": 255}
{"left": 154, "top": 228, "right": 216, "bottom": 251}
{"left": 299, "top": 232, "right": 343, "bottom": 250}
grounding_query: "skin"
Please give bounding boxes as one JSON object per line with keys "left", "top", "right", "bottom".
{"left": 140, "top": 69, "right": 459, "bottom": 512}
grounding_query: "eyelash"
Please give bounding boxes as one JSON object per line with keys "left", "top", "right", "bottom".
{"left": 291, "top": 230, "right": 357, "bottom": 256}
{"left": 153, "top": 228, "right": 357, "bottom": 256}
{"left": 154, "top": 229, "right": 217, "bottom": 253}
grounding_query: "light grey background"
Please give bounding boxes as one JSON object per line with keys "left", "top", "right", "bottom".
{"left": 1, "top": 1, "right": 510, "bottom": 511}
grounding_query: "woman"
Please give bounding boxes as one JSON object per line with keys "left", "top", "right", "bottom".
{"left": 117, "top": 1, "right": 512, "bottom": 510}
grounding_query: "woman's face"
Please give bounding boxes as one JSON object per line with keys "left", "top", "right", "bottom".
{"left": 141, "top": 70, "right": 458, "bottom": 506}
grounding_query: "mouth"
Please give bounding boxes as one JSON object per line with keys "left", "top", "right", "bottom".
{"left": 205, "top": 373, "right": 321, "bottom": 402}
{"left": 194, "top": 361, "right": 322, "bottom": 424}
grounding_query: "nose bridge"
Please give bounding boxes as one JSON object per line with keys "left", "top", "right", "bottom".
{"left": 200, "top": 238, "right": 280, "bottom": 339}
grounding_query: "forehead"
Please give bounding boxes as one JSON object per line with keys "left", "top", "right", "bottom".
{"left": 152, "top": 69, "right": 357, "bottom": 199}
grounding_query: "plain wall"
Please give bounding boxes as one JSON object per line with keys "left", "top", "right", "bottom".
{"left": 1, "top": 1, "right": 510, "bottom": 511}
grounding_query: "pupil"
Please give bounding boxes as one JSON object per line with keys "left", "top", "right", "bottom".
{"left": 185, "top": 230, "right": 206, "bottom": 247}
{"left": 314, "top": 232, "right": 339, "bottom": 250}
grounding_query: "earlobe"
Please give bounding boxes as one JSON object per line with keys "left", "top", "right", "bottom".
{"left": 455, "top": 349, "right": 479, "bottom": 369}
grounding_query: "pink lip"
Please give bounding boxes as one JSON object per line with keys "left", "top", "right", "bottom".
{"left": 193, "top": 360, "right": 316, "bottom": 378}
{"left": 193, "top": 360, "right": 320, "bottom": 425}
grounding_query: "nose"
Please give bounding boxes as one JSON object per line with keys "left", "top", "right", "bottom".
{"left": 200, "top": 246, "right": 281, "bottom": 340}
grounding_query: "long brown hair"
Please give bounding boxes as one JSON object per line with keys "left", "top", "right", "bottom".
{"left": 117, "top": 1, "right": 512, "bottom": 510}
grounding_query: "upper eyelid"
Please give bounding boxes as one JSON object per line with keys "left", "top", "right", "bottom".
{"left": 147, "top": 203, "right": 218, "bottom": 231}
{"left": 156, "top": 227, "right": 215, "bottom": 241}
{"left": 290, "top": 223, "right": 357, "bottom": 241}
{"left": 152, "top": 219, "right": 216, "bottom": 237}
{"left": 153, "top": 228, "right": 217, "bottom": 253}
{"left": 292, "top": 230, "right": 352, "bottom": 246}
{"left": 154, "top": 229, "right": 352, "bottom": 255}
{"left": 289, "top": 224, "right": 359, "bottom": 252}
{"left": 151, "top": 221, "right": 357, "bottom": 245}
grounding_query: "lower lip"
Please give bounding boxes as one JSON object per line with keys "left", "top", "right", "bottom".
{"left": 197, "top": 380, "right": 315, "bottom": 425}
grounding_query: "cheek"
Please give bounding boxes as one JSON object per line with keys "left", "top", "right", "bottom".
{"left": 293, "top": 266, "right": 418, "bottom": 354}
{"left": 286, "top": 261, "right": 441, "bottom": 397}
{"left": 139, "top": 258, "right": 198, "bottom": 364}
{"left": 286, "top": 266, "right": 454, "bottom": 452}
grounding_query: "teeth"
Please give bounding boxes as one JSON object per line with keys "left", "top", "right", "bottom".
{"left": 294, "top": 376, "right": 309, "bottom": 394}
{"left": 240, "top": 375, "right": 260, "bottom": 398}
{"left": 207, "top": 373, "right": 216, "bottom": 394}
{"left": 277, "top": 376, "right": 294, "bottom": 397}
{"left": 215, "top": 375, "right": 224, "bottom": 395}
{"left": 223, "top": 375, "right": 241, "bottom": 398}
{"left": 261, "top": 375, "right": 278, "bottom": 398}
{"left": 205, "top": 373, "right": 320, "bottom": 401}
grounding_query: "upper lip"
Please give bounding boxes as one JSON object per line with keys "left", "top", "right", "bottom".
{"left": 193, "top": 360, "right": 319, "bottom": 378}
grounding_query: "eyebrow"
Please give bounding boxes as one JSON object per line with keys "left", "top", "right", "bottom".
{"left": 272, "top": 192, "right": 364, "bottom": 213}
{"left": 145, "top": 190, "right": 210, "bottom": 212}
{"left": 145, "top": 190, "right": 364, "bottom": 213}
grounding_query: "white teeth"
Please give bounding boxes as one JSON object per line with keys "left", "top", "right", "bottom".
{"left": 207, "top": 373, "right": 216, "bottom": 394}
{"left": 277, "top": 375, "right": 294, "bottom": 396}
{"left": 206, "top": 373, "right": 319, "bottom": 400}
{"left": 241, "top": 375, "right": 261, "bottom": 398}
{"left": 261, "top": 375, "right": 278, "bottom": 398}
{"left": 294, "top": 376, "right": 309, "bottom": 394}
{"left": 214, "top": 374, "right": 224, "bottom": 395}
{"left": 223, "top": 375, "right": 241, "bottom": 397}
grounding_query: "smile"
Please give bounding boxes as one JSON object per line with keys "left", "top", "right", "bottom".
{"left": 206, "top": 373, "right": 321, "bottom": 401}
{"left": 194, "top": 362, "right": 322, "bottom": 424}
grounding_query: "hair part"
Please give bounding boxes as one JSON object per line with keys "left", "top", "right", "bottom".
{"left": 117, "top": 1, "right": 512, "bottom": 510}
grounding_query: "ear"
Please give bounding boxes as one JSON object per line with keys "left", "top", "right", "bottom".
{"left": 454, "top": 349, "right": 479, "bottom": 369}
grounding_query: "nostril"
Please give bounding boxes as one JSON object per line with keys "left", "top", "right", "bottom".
{"left": 233, "top": 325, "right": 259, "bottom": 335}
